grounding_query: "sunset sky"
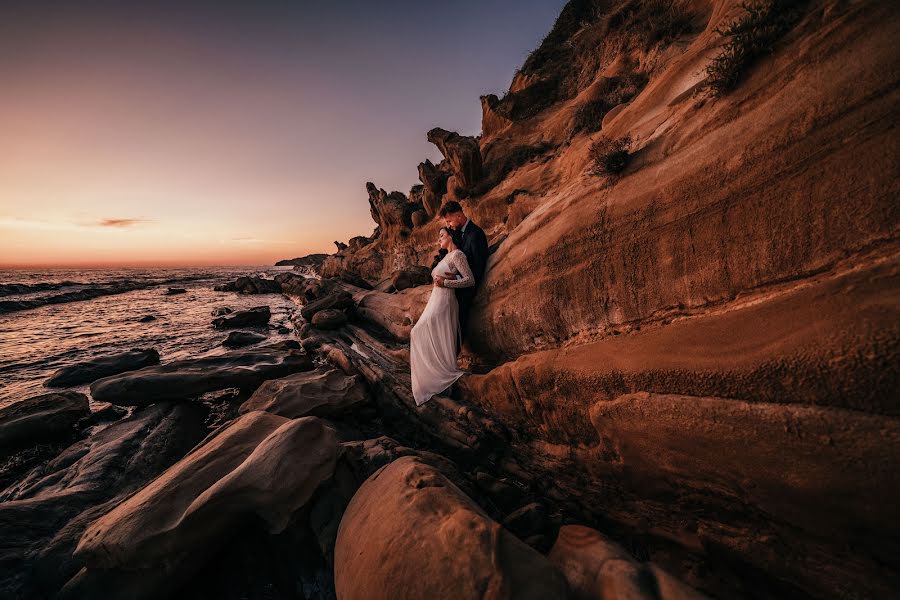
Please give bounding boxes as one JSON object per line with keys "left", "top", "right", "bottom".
{"left": 0, "top": 0, "right": 566, "bottom": 268}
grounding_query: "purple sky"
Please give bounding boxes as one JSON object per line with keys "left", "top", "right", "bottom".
{"left": 0, "top": 0, "right": 567, "bottom": 266}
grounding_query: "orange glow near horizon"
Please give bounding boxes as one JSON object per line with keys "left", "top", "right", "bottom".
{"left": 0, "top": 1, "right": 567, "bottom": 269}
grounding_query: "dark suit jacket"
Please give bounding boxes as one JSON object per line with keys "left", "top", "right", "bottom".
{"left": 453, "top": 219, "right": 488, "bottom": 307}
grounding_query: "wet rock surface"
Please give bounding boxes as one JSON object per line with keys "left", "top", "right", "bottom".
{"left": 212, "top": 305, "right": 271, "bottom": 328}
{"left": 0, "top": 391, "right": 90, "bottom": 450}
{"left": 45, "top": 349, "right": 160, "bottom": 387}
{"left": 90, "top": 341, "right": 312, "bottom": 406}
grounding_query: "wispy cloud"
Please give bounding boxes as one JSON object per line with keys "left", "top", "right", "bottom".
{"left": 97, "top": 218, "right": 151, "bottom": 228}
{"left": 230, "top": 237, "right": 292, "bottom": 245}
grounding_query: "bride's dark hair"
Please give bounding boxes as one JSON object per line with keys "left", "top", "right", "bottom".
{"left": 430, "top": 226, "right": 464, "bottom": 269}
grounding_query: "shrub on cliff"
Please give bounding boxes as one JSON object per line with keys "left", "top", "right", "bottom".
{"left": 706, "top": 0, "right": 809, "bottom": 96}
{"left": 589, "top": 135, "right": 632, "bottom": 176}
{"left": 472, "top": 141, "right": 555, "bottom": 197}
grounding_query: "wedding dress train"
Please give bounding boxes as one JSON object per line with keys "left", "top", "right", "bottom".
{"left": 410, "top": 249, "right": 475, "bottom": 406}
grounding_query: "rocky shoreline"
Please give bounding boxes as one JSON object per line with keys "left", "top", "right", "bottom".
{"left": 1, "top": 0, "right": 897, "bottom": 598}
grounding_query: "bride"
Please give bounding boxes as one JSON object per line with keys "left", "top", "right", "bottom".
{"left": 410, "top": 226, "right": 475, "bottom": 406}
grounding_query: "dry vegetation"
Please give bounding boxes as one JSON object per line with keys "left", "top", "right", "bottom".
{"left": 706, "top": 0, "right": 809, "bottom": 96}
{"left": 589, "top": 135, "right": 632, "bottom": 176}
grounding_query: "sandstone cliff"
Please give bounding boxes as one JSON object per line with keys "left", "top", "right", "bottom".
{"left": 317, "top": 0, "right": 900, "bottom": 597}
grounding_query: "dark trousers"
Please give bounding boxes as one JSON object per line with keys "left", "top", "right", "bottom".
{"left": 456, "top": 289, "right": 475, "bottom": 355}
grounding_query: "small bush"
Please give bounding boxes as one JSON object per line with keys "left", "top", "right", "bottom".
{"left": 589, "top": 135, "right": 632, "bottom": 176}
{"left": 706, "top": 0, "right": 808, "bottom": 96}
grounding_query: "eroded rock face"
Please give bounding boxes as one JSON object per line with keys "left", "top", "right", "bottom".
{"left": 0, "top": 391, "right": 90, "bottom": 449}
{"left": 90, "top": 341, "right": 311, "bottom": 406}
{"left": 69, "top": 413, "right": 338, "bottom": 600}
{"left": 480, "top": 94, "right": 512, "bottom": 140}
{"left": 367, "top": 182, "right": 414, "bottom": 246}
{"left": 312, "top": 308, "right": 348, "bottom": 330}
{"left": 334, "top": 456, "right": 567, "bottom": 600}
{"left": 239, "top": 367, "right": 368, "bottom": 418}
{"left": 417, "top": 158, "right": 450, "bottom": 217}
{"left": 426, "top": 128, "right": 483, "bottom": 192}
{"left": 45, "top": 349, "right": 160, "bottom": 388}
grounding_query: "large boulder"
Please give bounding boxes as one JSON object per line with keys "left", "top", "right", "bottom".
{"left": 300, "top": 290, "right": 354, "bottom": 321}
{"left": 221, "top": 331, "right": 266, "bottom": 348}
{"left": 45, "top": 349, "right": 160, "bottom": 387}
{"left": 548, "top": 525, "right": 708, "bottom": 600}
{"left": 390, "top": 265, "right": 432, "bottom": 291}
{"left": 311, "top": 308, "right": 348, "bottom": 330}
{"left": 239, "top": 367, "right": 368, "bottom": 418}
{"left": 0, "top": 402, "right": 207, "bottom": 599}
{"left": 212, "top": 305, "right": 271, "bottom": 329}
{"left": 333, "top": 456, "right": 567, "bottom": 599}
{"left": 353, "top": 286, "right": 431, "bottom": 341}
{"left": 0, "top": 391, "right": 90, "bottom": 449}
{"left": 426, "top": 128, "right": 483, "bottom": 191}
{"left": 90, "top": 341, "right": 312, "bottom": 406}
{"left": 68, "top": 413, "right": 338, "bottom": 600}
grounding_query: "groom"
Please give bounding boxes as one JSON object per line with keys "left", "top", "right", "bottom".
{"left": 438, "top": 201, "right": 488, "bottom": 349}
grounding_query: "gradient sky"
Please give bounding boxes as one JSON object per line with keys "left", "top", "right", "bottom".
{"left": 0, "top": 0, "right": 567, "bottom": 268}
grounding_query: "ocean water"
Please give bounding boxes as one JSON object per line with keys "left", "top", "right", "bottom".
{"left": 0, "top": 267, "right": 299, "bottom": 408}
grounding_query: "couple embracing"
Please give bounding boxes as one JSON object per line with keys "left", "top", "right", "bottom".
{"left": 410, "top": 201, "right": 488, "bottom": 406}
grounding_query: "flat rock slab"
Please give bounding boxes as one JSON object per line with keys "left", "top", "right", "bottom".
{"left": 334, "top": 456, "right": 567, "bottom": 600}
{"left": 212, "top": 305, "right": 271, "bottom": 329}
{"left": 239, "top": 367, "right": 368, "bottom": 418}
{"left": 90, "top": 341, "right": 311, "bottom": 406}
{"left": 0, "top": 391, "right": 90, "bottom": 449}
{"left": 45, "top": 349, "right": 160, "bottom": 387}
{"left": 221, "top": 331, "right": 266, "bottom": 349}
{"left": 69, "top": 412, "right": 338, "bottom": 599}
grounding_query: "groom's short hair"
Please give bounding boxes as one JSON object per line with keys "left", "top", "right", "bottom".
{"left": 439, "top": 201, "right": 464, "bottom": 216}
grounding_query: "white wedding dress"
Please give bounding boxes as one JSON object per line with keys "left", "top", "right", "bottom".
{"left": 410, "top": 249, "right": 475, "bottom": 406}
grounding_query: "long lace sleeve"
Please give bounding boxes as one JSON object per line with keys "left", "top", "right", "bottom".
{"left": 443, "top": 250, "right": 476, "bottom": 288}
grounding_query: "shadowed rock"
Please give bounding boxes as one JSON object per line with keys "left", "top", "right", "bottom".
{"left": 334, "top": 456, "right": 567, "bottom": 599}
{"left": 221, "top": 331, "right": 266, "bottom": 349}
{"left": 214, "top": 276, "right": 281, "bottom": 294}
{"left": 212, "top": 305, "right": 271, "bottom": 329}
{"left": 312, "top": 308, "right": 347, "bottom": 330}
{"left": 0, "top": 391, "right": 90, "bottom": 449}
{"left": 426, "top": 128, "right": 483, "bottom": 191}
{"left": 300, "top": 290, "right": 353, "bottom": 321}
{"left": 390, "top": 266, "right": 432, "bottom": 291}
{"left": 45, "top": 349, "right": 160, "bottom": 387}
{"left": 417, "top": 158, "right": 449, "bottom": 217}
{"left": 67, "top": 413, "right": 338, "bottom": 600}
{"left": 549, "top": 525, "right": 708, "bottom": 600}
{"left": 239, "top": 367, "right": 368, "bottom": 418}
{"left": 0, "top": 402, "right": 207, "bottom": 598}
{"left": 90, "top": 341, "right": 311, "bottom": 406}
